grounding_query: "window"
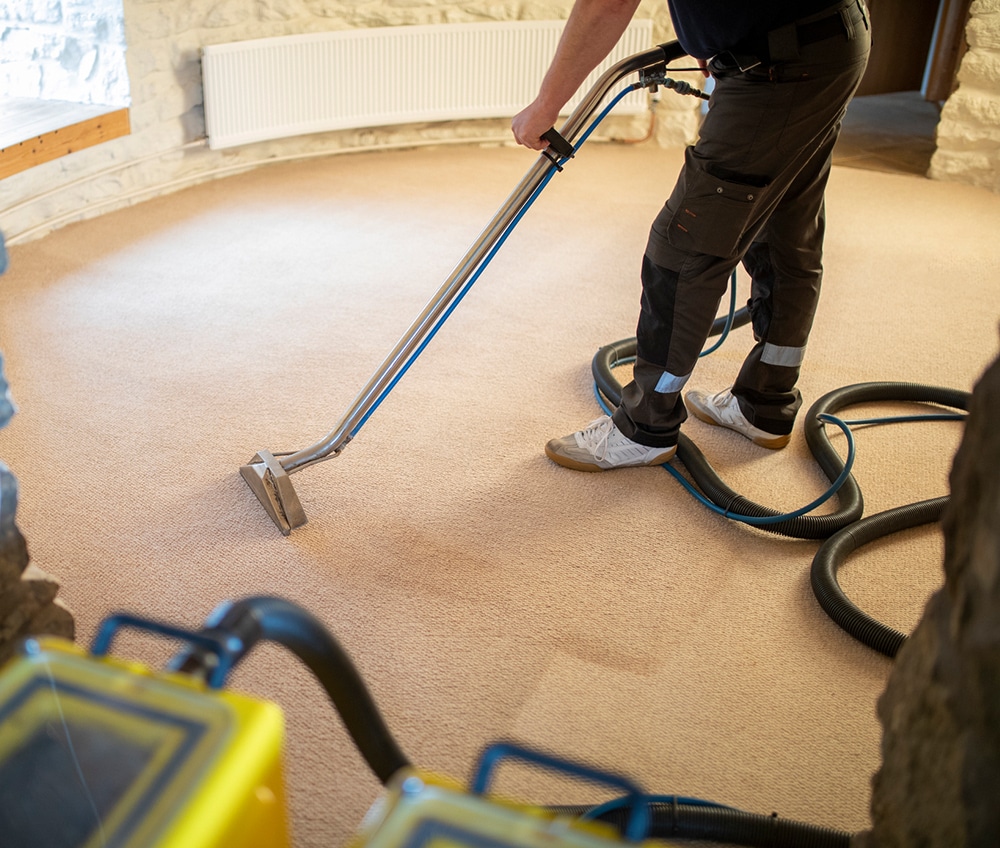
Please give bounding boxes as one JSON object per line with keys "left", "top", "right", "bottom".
{"left": 0, "top": 0, "right": 131, "bottom": 177}
{"left": 1, "top": 0, "right": 129, "bottom": 106}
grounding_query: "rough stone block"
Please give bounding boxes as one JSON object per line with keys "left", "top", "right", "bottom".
{"left": 0, "top": 0, "right": 61, "bottom": 25}
{"left": 0, "top": 527, "right": 28, "bottom": 584}
{"left": 938, "top": 88, "right": 1000, "bottom": 141}
{"left": 463, "top": 2, "right": 525, "bottom": 23}
{"left": 930, "top": 152, "right": 1000, "bottom": 193}
{"left": 204, "top": 0, "right": 254, "bottom": 29}
{"left": 971, "top": 0, "right": 1000, "bottom": 16}
{"left": 966, "top": 15, "right": 1000, "bottom": 50}
{"left": 380, "top": 0, "right": 433, "bottom": 8}
{"left": 21, "top": 563, "right": 61, "bottom": 608}
{"left": 0, "top": 599, "right": 75, "bottom": 668}
{"left": 860, "top": 343, "right": 1000, "bottom": 847}
{"left": 127, "top": 6, "right": 172, "bottom": 40}
{"left": 27, "top": 598, "right": 75, "bottom": 642}
{"left": 258, "top": 0, "right": 310, "bottom": 22}
{"left": 1, "top": 25, "right": 50, "bottom": 58}
{"left": 127, "top": 44, "right": 163, "bottom": 77}
{"left": 957, "top": 50, "right": 1000, "bottom": 89}
{"left": 0, "top": 578, "right": 36, "bottom": 624}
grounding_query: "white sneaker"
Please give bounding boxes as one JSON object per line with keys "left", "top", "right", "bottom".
{"left": 544, "top": 416, "right": 677, "bottom": 472}
{"left": 685, "top": 388, "right": 791, "bottom": 449}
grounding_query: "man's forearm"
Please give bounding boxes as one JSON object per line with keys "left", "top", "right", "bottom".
{"left": 511, "top": 0, "right": 642, "bottom": 148}
{"left": 535, "top": 0, "right": 643, "bottom": 114}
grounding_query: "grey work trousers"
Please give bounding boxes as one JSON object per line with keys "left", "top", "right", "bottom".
{"left": 613, "top": 0, "right": 871, "bottom": 448}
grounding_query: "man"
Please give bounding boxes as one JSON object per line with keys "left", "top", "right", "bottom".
{"left": 512, "top": 0, "right": 871, "bottom": 471}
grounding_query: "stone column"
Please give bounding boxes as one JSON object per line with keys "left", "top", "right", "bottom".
{"left": 857, "top": 335, "right": 1000, "bottom": 846}
{"left": 930, "top": 0, "right": 1000, "bottom": 193}
{"left": 0, "top": 235, "right": 75, "bottom": 667}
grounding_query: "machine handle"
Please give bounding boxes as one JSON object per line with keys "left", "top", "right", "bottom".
{"left": 91, "top": 613, "right": 239, "bottom": 689}
{"left": 540, "top": 128, "right": 575, "bottom": 158}
{"left": 471, "top": 741, "right": 651, "bottom": 842}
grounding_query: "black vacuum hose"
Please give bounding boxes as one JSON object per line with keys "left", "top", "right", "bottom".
{"left": 593, "top": 338, "right": 968, "bottom": 540}
{"left": 810, "top": 496, "right": 947, "bottom": 657}
{"left": 590, "top": 308, "right": 748, "bottom": 408}
{"left": 553, "top": 802, "right": 851, "bottom": 848}
{"left": 173, "top": 595, "right": 411, "bottom": 784}
{"left": 174, "top": 596, "right": 857, "bottom": 846}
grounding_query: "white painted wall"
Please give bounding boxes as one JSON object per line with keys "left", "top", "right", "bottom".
{"left": 930, "top": 0, "right": 1000, "bottom": 193}
{"left": 0, "top": 0, "right": 696, "bottom": 244}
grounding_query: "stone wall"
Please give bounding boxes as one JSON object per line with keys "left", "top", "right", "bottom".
{"left": 7, "top": 2, "right": 996, "bottom": 246}
{"left": 0, "top": 236, "right": 75, "bottom": 666}
{"left": 0, "top": 0, "right": 695, "bottom": 244}
{"left": 854, "top": 339, "right": 1000, "bottom": 847}
{"left": 0, "top": 0, "right": 129, "bottom": 105}
{"left": 930, "top": 0, "right": 1000, "bottom": 193}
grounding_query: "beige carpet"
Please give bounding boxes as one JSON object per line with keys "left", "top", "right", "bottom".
{"left": 1, "top": 140, "right": 998, "bottom": 847}
{"left": 834, "top": 91, "right": 940, "bottom": 176}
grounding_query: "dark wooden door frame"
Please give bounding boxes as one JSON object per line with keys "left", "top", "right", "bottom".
{"left": 855, "top": 0, "right": 972, "bottom": 99}
{"left": 924, "top": 0, "right": 973, "bottom": 101}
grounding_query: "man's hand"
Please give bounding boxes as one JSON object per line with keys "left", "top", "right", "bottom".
{"left": 511, "top": 99, "right": 560, "bottom": 150}
{"left": 509, "top": 0, "right": 641, "bottom": 151}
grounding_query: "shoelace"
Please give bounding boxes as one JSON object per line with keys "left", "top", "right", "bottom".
{"left": 578, "top": 416, "right": 616, "bottom": 461}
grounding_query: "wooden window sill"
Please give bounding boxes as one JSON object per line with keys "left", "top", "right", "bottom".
{"left": 0, "top": 99, "right": 130, "bottom": 180}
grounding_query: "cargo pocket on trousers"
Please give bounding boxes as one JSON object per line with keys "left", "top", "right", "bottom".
{"left": 666, "top": 160, "right": 766, "bottom": 259}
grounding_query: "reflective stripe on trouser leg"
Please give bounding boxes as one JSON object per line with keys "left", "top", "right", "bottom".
{"left": 732, "top": 142, "right": 837, "bottom": 435}
{"left": 613, "top": 255, "right": 733, "bottom": 448}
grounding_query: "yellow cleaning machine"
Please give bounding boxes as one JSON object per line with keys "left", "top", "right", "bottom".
{"left": 0, "top": 618, "right": 290, "bottom": 848}
{"left": 0, "top": 597, "right": 853, "bottom": 848}
{"left": 0, "top": 599, "right": 662, "bottom": 848}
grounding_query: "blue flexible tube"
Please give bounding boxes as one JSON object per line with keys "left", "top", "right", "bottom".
{"left": 593, "top": 384, "right": 859, "bottom": 526}
{"left": 594, "top": 377, "right": 967, "bottom": 527}
{"left": 698, "top": 269, "right": 738, "bottom": 357}
{"left": 836, "top": 414, "right": 965, "bottom": 426}
{"left": 662, "top": 413, "right": 855, "bottom": 525}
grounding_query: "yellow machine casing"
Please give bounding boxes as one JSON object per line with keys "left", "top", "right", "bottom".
{"left": 349, "top": 769, "right": 678, "bottom": 848}
{"left": 0, "top": 636, "right": 291, "bottom": 848}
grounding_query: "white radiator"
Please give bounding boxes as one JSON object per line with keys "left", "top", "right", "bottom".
{"left": 201, "top": 20, "right": 653, "bottom": 150}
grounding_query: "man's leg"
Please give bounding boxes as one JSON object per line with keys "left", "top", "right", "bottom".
{"left": 612, "top": 253, "right": 737, "bottom": 448}
{"left": 612, "top": 76, "right": 815, "bottom": 450}
{"left": 682, "top": 4, "right": 870, "bottom": 446}
{"left": 549, "top": 74, "right": 832, "bottom": 465}
{"left": 729, "top": 138, "right": 837, "bottom": 436}
{"left": 546, "top": 0, "right": 870, "bottom": 469}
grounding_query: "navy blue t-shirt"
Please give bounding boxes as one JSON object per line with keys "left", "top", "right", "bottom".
{"left": 668, "top": 0, "right": 837, "bottom": 59}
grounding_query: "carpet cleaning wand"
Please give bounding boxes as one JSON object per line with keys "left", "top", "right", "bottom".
{"left": 241, "top": 41, "right": 708, "bottom": 535}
